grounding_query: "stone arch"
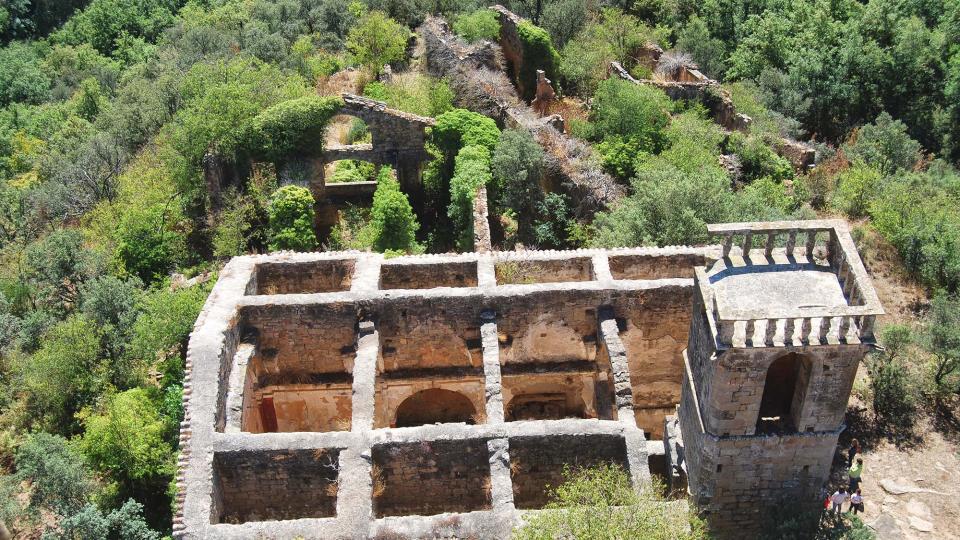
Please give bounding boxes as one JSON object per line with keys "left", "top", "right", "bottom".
{"left": 394, "top": 389, "right": 477, "bottom": 427}
{"left": 311, "top": 94, "right": 435, "bottom": 239}
{"left": 756, "top": 352, "right": 812, "bottom": 433}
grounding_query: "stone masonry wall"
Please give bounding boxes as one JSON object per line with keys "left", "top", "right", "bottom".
{"left": 372, "top": 439, "right": 492, "bottom": 517}
{"left": 213, "top": 449, "right": 339, "bottom": 523}
{"left": 255, "top": 260, "right": 354, "bottom": 294}
{"left": 380, "top": 261, "right": 479, "bottom": 290}
{"left": 242, "top": 303, "right": 358, "bottom": 374}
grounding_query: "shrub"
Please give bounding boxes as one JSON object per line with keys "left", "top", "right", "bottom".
{"left": 513, "top": 463, "right": 706, "bottom": 539}
{"left": 832, "top": 164, "right": 882, "bottom": 219}
{"left": 586, "top": 79, "right": 671, "bottom": 154}
{"left": 453, "top": 9, "right": 500, "bottom": 43}
{"left": 923, "top": 292, "right": 960, "bottom": 398}
{"left": 591, "top": 159, "right": 738, "bottom": 247}
{"left": 369, "top": 168, "right": 420, "bottom": 253}
{"left": 866, "top": 325, "right": 918, "bottom": 430}
{"left": 114, "top": 203, "right": 186, "bottom": 284}
{"left": 843, "top": 112, "right": 921, "bottom": 176}
{"left": 13, "top": 433, "right": 91, "bottom": 515}
{"left": 516, "top": 21, "right": 560, "bottom": 101}
{"left": 248, "top": 96, "right": 343, "bottom": 162}
{"left": 267, "top": 185, "right": 317, "bottom": 252}
{"left": 346, "top": 11, "right": 408, "bottom": 74}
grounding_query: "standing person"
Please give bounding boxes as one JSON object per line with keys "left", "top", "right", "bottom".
{"left": 830, "top": 488, "right": 849, "bottom": 514}
{"left": 847, "top": 439, "right": 861, "bottom": 467}
{"left": 850, "top": 489, "right": 864, "bottom": 514}
{"left": 849, "top": 457, "right": 864, "bottom": 491}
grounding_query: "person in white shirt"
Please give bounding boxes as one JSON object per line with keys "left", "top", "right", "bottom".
{"left": 830, "top": 488, "right": 849, "bottom": 514}
{"left": 850, "top": 489, "right": 864, "bottom": 514}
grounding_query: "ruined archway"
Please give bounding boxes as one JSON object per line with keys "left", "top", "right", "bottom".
{"left": 394, "top": 388, "right": 477, "bottom": 427}
{"left": 756, "top": 352, "right": 811, "bottom": 433}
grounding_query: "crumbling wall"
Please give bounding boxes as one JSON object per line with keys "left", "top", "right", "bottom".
{"left": 213, "top": 449, "right": 339, "bottom": 523}
{"left": 241, "top": 304, "right": 359, "bottom": 374}
{"left": 372, "top": 439, "right": 492, "bottom": 516}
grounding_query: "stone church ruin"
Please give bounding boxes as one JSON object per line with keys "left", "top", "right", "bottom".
{"left": 173, "top": 219, "right": 881, "bottom": 538}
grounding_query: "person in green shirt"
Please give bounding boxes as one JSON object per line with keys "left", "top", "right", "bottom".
{"left": 848, "top": 457, "right": 864, "bottom": 491}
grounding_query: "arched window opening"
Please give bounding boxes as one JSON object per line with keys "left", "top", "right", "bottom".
{"left": 756, "top": 352, "right": 810, "bottom": 433}
{"left": 394, "top": 389, "right": 477, "bottom": 427}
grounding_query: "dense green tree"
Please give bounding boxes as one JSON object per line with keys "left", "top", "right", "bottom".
{"left": 23, "top": 228, "right": 99, "bottom": 315}
{"left": 80, "top": 275, "right": 143, "bottom": 370}
{"left": 50, "top": 499, "right": 161, "bottom": 540}
{"left": 843, "top": 112, "right": 922, "bottom": 176}
{"left": 13, "top": 432, "right": 91, "bottom": 515}
{"left": 0, "top": 42, "right": 51, "bottom": 106}
{"left": 586, "top": 79, "right": 671, "bottom": 153}
{"left": 52, "top": 0, "right": 184, "bottom": 57}
{"left": 248, "top": 95, "right": 343, "bottom": 162}
{"left": 369, "top": 168, "right": 420, "bottom": 253}
{"left": 16, "top": 315, "right": 104, "bottom": 434}
{"left": 267, "top": 184, "right": 317, "bottom": 251}
{"left": 114, "top": 202, "right": 187, "bottom": 284}
{"left": 675, "top": 15, "right": 727, "bottom": 79}
{"left": 448, "top": 144, "right": 491, "bottom": 251}
{"left": 79, "top": 388, "right": 176, "bottom": 531}
{"left": 346, "top": 10, "right": 407, "bottom": 73}
{"left": 126, "top": 281, "right": 211, "bottom": 388}
{"left": 923, "top": 292, "right": 960, "bottom": 397}
{"left": 491, "top": 129, "right": 544, "bottom": 243}
{"left": 832, "top": 164, "right": 883, "bottom": 219}
{"left": 539, "top": 0, "right": 587, "bottom": 49}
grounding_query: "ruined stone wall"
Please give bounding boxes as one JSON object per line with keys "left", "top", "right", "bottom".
{"left": 377, "top": 301, "right": 484, "bottom": 371}
{"left": 372, "top": 439, "right": 492, "bottom": 516}
{"left": 374, "top": 377, "right": 486, "bottom": 428}
{"left": 256, "top": 259, "right": 354, "bottom": 294}
{"left": 509, "top": 434, "right": 630, "bottom": 508}
{"left": 608, "top": 253, "right": 706, "bottom": 280}
{"left": 380, "top": 260, "right": 479, "bottom": 290}
{"left": 420, "top": 17, "right": 624, "bottom": 216}
{"left": 494, "top": 257, "right": 594, "bottom": 284}
{"left": 246, "top": 383, "right": 353, "bottom": 433}
{"left": 212, "top": 449, "right": 339, "bottom": 523}
{"left": 241, "top": 304, "right": 358, "bottom": 375}
{"left": 490, "top": 5, "right": 526, "bottom": 97}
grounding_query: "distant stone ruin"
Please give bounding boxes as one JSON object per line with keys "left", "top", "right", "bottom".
{"left": 173, "top": 219, "right": 882, "bottom": 539}
{"left": 312, "top": 93, "right": 435, "bottom": 238}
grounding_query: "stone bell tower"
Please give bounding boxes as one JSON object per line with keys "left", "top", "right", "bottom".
{"left": 671, "top": 220, "right": 883, "bottom": 536}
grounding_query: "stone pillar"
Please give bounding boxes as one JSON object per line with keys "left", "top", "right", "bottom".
{"left": 487, "top": 438, "right": 515, "bottom": 511}
{"left": 223, "top": 343, "right": 255, "bottom": 433}
{"left": 480, "top": 310, "right": 505, "bottom": 423}
{"left": 597, "top": 307, "right": 636, "bottom": 427}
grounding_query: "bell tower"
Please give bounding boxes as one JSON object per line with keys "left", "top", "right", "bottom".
{"left": 673, "top": 220, "right": 883, "bottom": 535}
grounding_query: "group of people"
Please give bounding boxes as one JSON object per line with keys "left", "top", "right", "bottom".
{"left": 829, "top": 439, "right": 866, "bottom": 515}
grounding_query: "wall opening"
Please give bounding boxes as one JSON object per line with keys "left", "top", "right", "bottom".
{"left": 756, "top": 352, "right": 808, "bottom": 433}
{"left": 394, "top": 388, "right": 477, "bottom": 427}
{"left": 372, "top": 439, "right": 492, "bottom": 516}
{"left": 212, "top": 449, "right": 339, "bottom": 524}
{"left": 509, "top": 434, "right": 630, "bottom": 509}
